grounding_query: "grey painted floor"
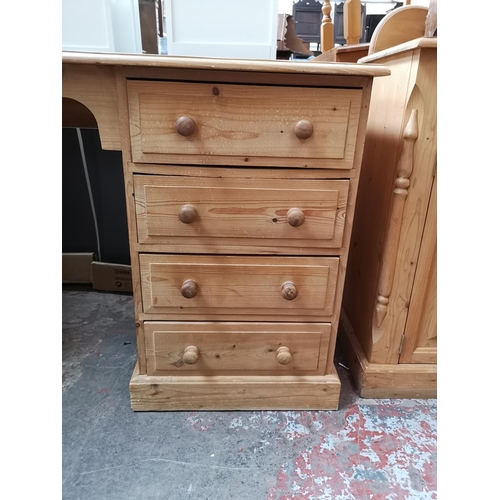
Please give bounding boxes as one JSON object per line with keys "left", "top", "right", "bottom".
{"left": 62, "top": 286, "right": 437, "bottom": 500}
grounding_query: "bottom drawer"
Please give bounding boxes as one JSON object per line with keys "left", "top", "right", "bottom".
{"left": 144, "top": 322, "right": 331, "bottom": 375}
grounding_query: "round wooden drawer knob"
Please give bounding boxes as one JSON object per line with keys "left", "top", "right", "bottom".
{"left": 181, "top": 279, "right": 198, "bottom": 298}
{"left": 183, "top": 346, "right": 199, "bottom": 365}
{"left": 294, "top": 120, "right": 314, "bottom": 140}
{"left": 277, "top": 346, "right": 292, "bottom": 365}
{"left": 287, "top": 208, "right": 305, "bottom": 227}
{"left": 175, "top": 116, "right": 196, "bottom": 136}
{"left": 179, "top": 204, "right": 198, "bottom": 224}
{"left": 281, "top": 281, "right": 298, "bottom": 300}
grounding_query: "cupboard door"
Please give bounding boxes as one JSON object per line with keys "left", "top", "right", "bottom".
{"left": 399, "top": 176, "right": 437, "bottom": 364}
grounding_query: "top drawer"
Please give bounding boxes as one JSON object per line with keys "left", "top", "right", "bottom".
{"left": 127, "top": 80, "right": 362, "bottom": 169}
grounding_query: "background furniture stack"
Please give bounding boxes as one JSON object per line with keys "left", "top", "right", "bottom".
{"left": 318, "top": 0, "right": 434, "bottom": 63}
{"left": 276, "top": 13, "right": 314, "bottom": 59}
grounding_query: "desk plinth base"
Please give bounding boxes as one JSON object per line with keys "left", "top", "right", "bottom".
{"left": 338, "top": 317, "right": 437, "bottom": 399}
{"left": 129, "top": 363, "right": 341, "bottom": 411}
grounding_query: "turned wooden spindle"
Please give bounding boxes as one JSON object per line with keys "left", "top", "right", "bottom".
{"left": 276, "top": 346, "right": 293, "bottom": 365}
{"left": 179, "top": 204, "right": 198, "bottom": 224}
{"left": 181, "top": 279, "right": 198, "bottom": 299}
{"left": 344, "top": 0, "right": 362, "bottom": 45}
{"left": 175, "top": 116, "right": 196, "bottom": 136}
{"left": 294, "top": 120, "right": 314, "bottom": 140}
{"left": 374, "top": 109, "right": 418, "bottom": 328}
{"left": 281, "top": 281, "right": 298, "bottom": 301}
{"left": 321, "top": 0, "right": 334, "bottom": 53}
{"left": 182, "top": 346, "right": 199, "bottom": 365}
{"left": 287, "top": 208, "right": 305, "bottom": 227}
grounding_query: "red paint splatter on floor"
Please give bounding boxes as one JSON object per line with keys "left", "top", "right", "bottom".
{"left": 267, "top": 402, "right": 437, "bottom": 499}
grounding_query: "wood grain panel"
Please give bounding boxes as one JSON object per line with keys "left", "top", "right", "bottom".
{"left": 399, "top": 175, "right": 437, "bottom": 364}
{"left": 342, "top": 45, "right": 436, "bottom": 365}
{"left": 370, "top": 49, "right": 437, "bottom": 363}
{"left": 342, "top": 52, "right": 418, "bottom": 363}
{"left": 368, "top": 6, "right": 428, "bottom": 55}
{"left": 62, "top": 64, "right": 120, "bottom": 150}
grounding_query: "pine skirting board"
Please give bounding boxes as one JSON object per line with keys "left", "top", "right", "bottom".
{"left": 129, "top": 363, "right": 341, "bottom": 411}
{"left": 338, "top": 312, "right": 437, "bottom": 399}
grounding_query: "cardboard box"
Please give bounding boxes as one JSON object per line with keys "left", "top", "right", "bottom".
{"left": 91, "top": 261, "right": 133, "bottom": 293}
{"left": 62, "top": 253, "right": 95, "bottom": 284}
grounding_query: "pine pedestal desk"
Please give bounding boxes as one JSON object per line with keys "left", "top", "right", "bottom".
{"left": 62, "top": 52, "right": 389, "bottom": 410}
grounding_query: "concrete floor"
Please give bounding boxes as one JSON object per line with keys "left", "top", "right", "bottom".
{"left": 62, "top": 286, "right": 437, "bottom": 500}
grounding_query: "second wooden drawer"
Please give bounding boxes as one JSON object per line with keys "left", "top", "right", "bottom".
{"left": 140, "top": 254, "right": 339, "bottom": 317}
{"left": 134, "top": 175, "right": 349, "bottom": 251}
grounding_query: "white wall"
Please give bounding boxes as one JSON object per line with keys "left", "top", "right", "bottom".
{"left": 108, "top": 0, "right": 142, "bottom": 53}
{"left": 62, "top": 0, "right": 142, "bottom": 53}
{"left": 278, "top": 0, "right": 295, "bottom": 14}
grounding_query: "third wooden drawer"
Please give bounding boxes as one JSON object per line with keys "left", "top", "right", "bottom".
{"left": 140, "top": 254, "right": 339, "bottom": 318}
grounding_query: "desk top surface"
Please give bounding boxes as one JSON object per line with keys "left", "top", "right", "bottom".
{"left": 358, "top": 37, "right": 437, "bottom": 64}
{"left": 62, "top": 51, "right": 390, "bottom": 78}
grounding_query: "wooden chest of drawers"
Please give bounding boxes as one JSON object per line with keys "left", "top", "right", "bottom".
{"left": 62, "top": 52, "right": 389, "bottom": 410}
